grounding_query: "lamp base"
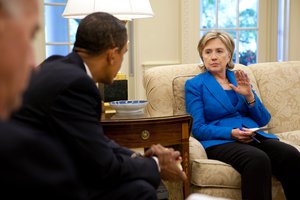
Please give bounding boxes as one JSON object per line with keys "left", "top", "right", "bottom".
{"left": 98, "top": 79, "right": 128, "bottom": 102}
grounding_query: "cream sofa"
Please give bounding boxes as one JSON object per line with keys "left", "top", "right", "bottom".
{"left": 143, "top": 61, "right": 300, "bottom": 200}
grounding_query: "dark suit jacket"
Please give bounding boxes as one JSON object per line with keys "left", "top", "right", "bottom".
{"left": 13, "top": 52, "right": 160, "bottom": 194}
{"left": 0, "top": 120, "right": 84, "bottom": 199}
{"left": 185, "top": 69, "right": 278, "bottom": 149}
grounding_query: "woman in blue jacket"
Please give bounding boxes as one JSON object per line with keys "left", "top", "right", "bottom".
{"left": 185, "top": 31, "right": 300, "bottom": 200}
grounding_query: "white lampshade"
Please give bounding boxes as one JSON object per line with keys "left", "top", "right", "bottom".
{"left": 62, "top": 0, "right": 154, "bottom": 21}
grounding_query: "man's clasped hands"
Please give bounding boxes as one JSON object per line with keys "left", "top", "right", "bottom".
{"left": 144, "top": 144, "right": 187, "bottom": 182}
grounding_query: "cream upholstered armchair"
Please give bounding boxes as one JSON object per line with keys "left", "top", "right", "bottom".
{"left": 143, "top": 61, "right": 300, "bottom": 200}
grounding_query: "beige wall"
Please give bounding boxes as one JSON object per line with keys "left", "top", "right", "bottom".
{"left": 258, "top": 0, "right": 278, "bottom": 62}
{"left": 129, "top": 0, "right": 181, "bottom": 99}
{"left": 130, "top": 0, "right": 200, "bottom": 100}
{"left": 289, "top": 0, "right": 300, "bottom": 60}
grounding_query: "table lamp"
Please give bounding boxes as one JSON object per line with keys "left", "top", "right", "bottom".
{"left": 62, "top": 0, "right": 154, "bottom": 21}
{"left": 62, "top": 0, "right": 154, "bottom": 112}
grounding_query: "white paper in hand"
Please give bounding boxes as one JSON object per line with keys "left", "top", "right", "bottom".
{"left": 249, "top": 127, "right": 273, "bottom": 132}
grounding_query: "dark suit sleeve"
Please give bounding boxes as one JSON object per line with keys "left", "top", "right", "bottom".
{"left": 48, "top": 76, "right": 160, "bottom": 189}
{"left": 0, "top": 122, "right": 84, "bottom": 199}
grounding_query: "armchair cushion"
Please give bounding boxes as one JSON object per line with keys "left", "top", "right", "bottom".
{"left": 173, "top": 75, "right": 200, "bottom": 115}
{"left": 144, "top": 63, "right": 201, "bottom": 117}
{"left": 191, "top": 159, "right": 241, "bottom": 188}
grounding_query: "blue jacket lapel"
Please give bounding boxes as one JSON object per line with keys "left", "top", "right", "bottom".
{"left": 226, "top": 70, "right": 237, "bottom": 87}
{"left": 203, "top": 70, "right": 237, "bottom": 113}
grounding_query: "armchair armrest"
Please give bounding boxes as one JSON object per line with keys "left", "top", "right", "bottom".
{"left": 189, "top": 136, "right": 207, "bottom": 160}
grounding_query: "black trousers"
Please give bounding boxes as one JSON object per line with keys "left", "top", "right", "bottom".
{"left": 206, "top": 135, "right": 300, "bottom": 200}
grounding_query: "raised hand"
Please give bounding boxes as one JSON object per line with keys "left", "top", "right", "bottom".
{"left": 229, "top": 70, "right": 254, "bottom": 100}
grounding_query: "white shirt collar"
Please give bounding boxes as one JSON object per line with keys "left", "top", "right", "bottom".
{"left": 84, "top": 62, "right": 93, "bottom": 78}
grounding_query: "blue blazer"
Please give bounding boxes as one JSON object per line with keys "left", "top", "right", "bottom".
{"left": 185, "top": 69, "right": 278, "bottom": 149}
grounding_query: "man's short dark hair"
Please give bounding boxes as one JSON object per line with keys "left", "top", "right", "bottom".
{"left": 74, "top": 12, "right": 127, "bottom": 55}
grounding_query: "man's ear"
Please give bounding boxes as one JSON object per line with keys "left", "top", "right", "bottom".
{"left": 107, "top": 47, "right": 119, "bottom": 65}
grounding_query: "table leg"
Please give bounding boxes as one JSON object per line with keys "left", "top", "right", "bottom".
{"left": 182, "top": 121, "right": 190, "bottom": 199}
{"left": 182, "top": 140, "right": 190, "bottom": 199}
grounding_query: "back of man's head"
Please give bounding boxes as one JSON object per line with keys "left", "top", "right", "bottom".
{"left": 74, "top": 12, "right": 127, "bottom": 56}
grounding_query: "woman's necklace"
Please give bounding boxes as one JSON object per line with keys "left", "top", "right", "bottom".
{"left": 217, "top": 78, "right": 229, "bottom": 85}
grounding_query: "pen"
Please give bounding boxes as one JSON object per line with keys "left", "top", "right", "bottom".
{"left": 239, "top": 128, "right": 261, "bottom": 143}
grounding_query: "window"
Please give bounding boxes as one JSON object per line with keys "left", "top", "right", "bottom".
{"left": 200, "top": 0, "right": 258, "bottom": 65}
{"left": 44, "top": 0, "right": 79, "bottom": 58}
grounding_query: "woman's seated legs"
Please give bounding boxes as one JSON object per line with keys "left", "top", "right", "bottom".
{"left": 206, "top": 142, "right": 272, "bottom": 200}
{"left": 253, "top": 137, "right": 300, "bottom": 200}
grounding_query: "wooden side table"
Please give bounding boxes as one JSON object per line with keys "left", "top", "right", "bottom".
{"left": 101, "top": 113, "right": 192, "bottom": 199}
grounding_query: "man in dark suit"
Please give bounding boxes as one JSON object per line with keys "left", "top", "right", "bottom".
{"left": 13, "top": 12, "right": 186, "bottom": 199}
{"left": 0, "top": 0, "right": 84, "bottom": 199}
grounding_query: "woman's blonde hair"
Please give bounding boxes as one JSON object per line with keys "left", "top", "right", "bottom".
{"left": 197, "top": 31, "right": 235, "bottom": 69}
